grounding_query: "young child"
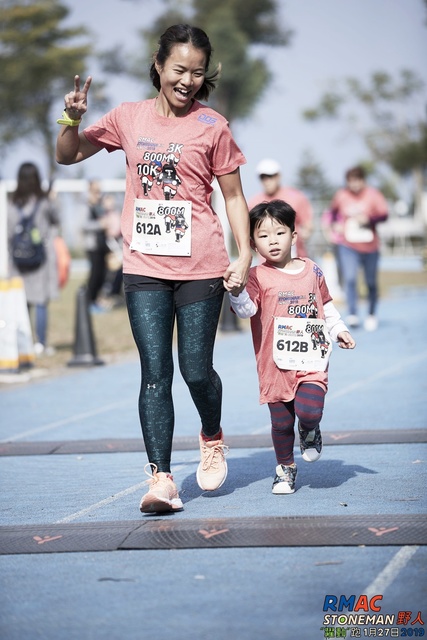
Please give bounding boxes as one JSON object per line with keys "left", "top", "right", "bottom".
{"left": 228, "top": 200, "right": 356, "bottom": 494}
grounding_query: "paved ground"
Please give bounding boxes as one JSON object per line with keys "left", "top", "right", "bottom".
{"left": 1, "top": 268, "right": 426, "bottom": 640}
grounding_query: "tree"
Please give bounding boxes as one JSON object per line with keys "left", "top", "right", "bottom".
{"left": 0, "top": 0, "right": 98, "bottom": 179}
{"left": 302, "top": 69, "right": 427, "bottom": 208}
{"left": 101, "top": 0, "right": 292, "bottom": 123}
{"left": 295, "top": 150, "right": 337, "bottom": 202}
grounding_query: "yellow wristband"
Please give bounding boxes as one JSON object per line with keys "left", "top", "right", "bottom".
{"left": 57, "top": 110, "right": 82, "bottom": 126}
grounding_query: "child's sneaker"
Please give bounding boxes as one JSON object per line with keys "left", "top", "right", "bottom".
{"left": 139, "top": 463, "right": 183, "bottom": 513}
{"left": 272, "top": 463, "right": 297, "bottom": 494}
{"left": 298, "top": 422, "right": 322, "bottom": 462}
{"left": 196, "top": 431, "right": 229, "bottom": 491}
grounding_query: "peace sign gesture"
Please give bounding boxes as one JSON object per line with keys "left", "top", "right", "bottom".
{"left": 64, "top": 75, "right": 92, "bottom": 120}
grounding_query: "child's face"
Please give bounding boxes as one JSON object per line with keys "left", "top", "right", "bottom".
{"left": 252, "top": 215, "right": 297, "bottom": 267}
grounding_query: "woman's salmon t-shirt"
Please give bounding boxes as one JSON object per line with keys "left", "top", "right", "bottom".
{"left": 83, "top": 98, "right": 246, "bottom": 280}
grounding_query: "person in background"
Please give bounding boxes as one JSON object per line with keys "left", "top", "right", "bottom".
{"left": 83, "top": 180, "right": 110, "bottom": 313}
{"left": 102, "top": 193, "right": 124, "bottom": 305}
{"left": 320, "top": 207, "right": 344, "bottom": 293}
{"left": 248, "top": 158, "right": 313, "bottom": 257}
{"left": 56, "top": 23, "right": 251, "bottom": 514}
{"left": 325, "top": 165, "right": 388, "bottom": 331}
{"left": 7, "top": 162, "right": 60, "bottom": 355}
{"left": 229, "top": 200, "right": 356, "bottom": 494}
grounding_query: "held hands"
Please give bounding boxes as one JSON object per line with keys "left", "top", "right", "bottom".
{"left": 224, "top": 272, "right": 243, "bottom": 296}
{"left": 64, "top": 75, "right": 92, "bottom": 120}
{"left": 337, "top": 331, "right": 356, "bottom": 350}
{"left": 223, "top": 254, "right": 251, "bottom": 295}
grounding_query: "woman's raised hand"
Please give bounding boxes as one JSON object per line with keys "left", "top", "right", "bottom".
{"left": 64, "top": 75, "right": 92, "bottom": 119}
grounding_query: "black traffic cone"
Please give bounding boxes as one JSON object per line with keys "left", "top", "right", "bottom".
{"left": 67, "top": 285, "right": 105, "bottom": 367}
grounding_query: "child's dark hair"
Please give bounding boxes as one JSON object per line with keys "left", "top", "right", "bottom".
{"left": 249, "top": 200, "right": 296, "bottom": 239}
{"left": 150, "top": 24, "right": 219, "bottom": 101}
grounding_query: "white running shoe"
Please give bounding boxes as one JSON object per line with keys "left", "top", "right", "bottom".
{"left": 364, "top": 315, "right": 378, "bottom": 332}
{"left": 196, "top": 432, "right": 229, "bottom": 491}
{"left": 139, "top": 463, "right": 183, "bottom": 513}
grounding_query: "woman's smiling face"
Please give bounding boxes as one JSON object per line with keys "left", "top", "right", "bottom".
{"left": 156, "top": 43, "right": 207, "bottom": 116}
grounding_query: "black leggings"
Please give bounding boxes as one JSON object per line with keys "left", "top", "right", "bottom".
{"left": 126, "top": 290, "right": 224, "bottom": 472}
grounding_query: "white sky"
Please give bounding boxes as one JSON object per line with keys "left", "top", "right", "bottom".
{"left": 3, "top": 0, "right": 427, "bottom": 200}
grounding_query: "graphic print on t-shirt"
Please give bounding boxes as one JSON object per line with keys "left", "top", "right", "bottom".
{"left": 281, "top": 291, "right": 319, "bottom": 319}
{"left": 132, "top": 140, "right": 192, "bottom": 254}
{"left": 156, "top": 159, "right": 182, "bottom": 200}
{"left": 136, "top": 140, "right": 183, "bottom": 201}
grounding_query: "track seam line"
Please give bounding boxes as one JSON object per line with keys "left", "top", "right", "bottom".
{"left": 54, "top": 464, "right": 189, "bottom": 523}
{"left": 364, "top": 545, "right": 420, "bottom": 599}
{"left": 0, "top": 397, "right": 134, "bottom": 443}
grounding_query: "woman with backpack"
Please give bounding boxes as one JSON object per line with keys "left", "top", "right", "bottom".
{"left": 8, "top": 162, "right": 61, "bottom": 355}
